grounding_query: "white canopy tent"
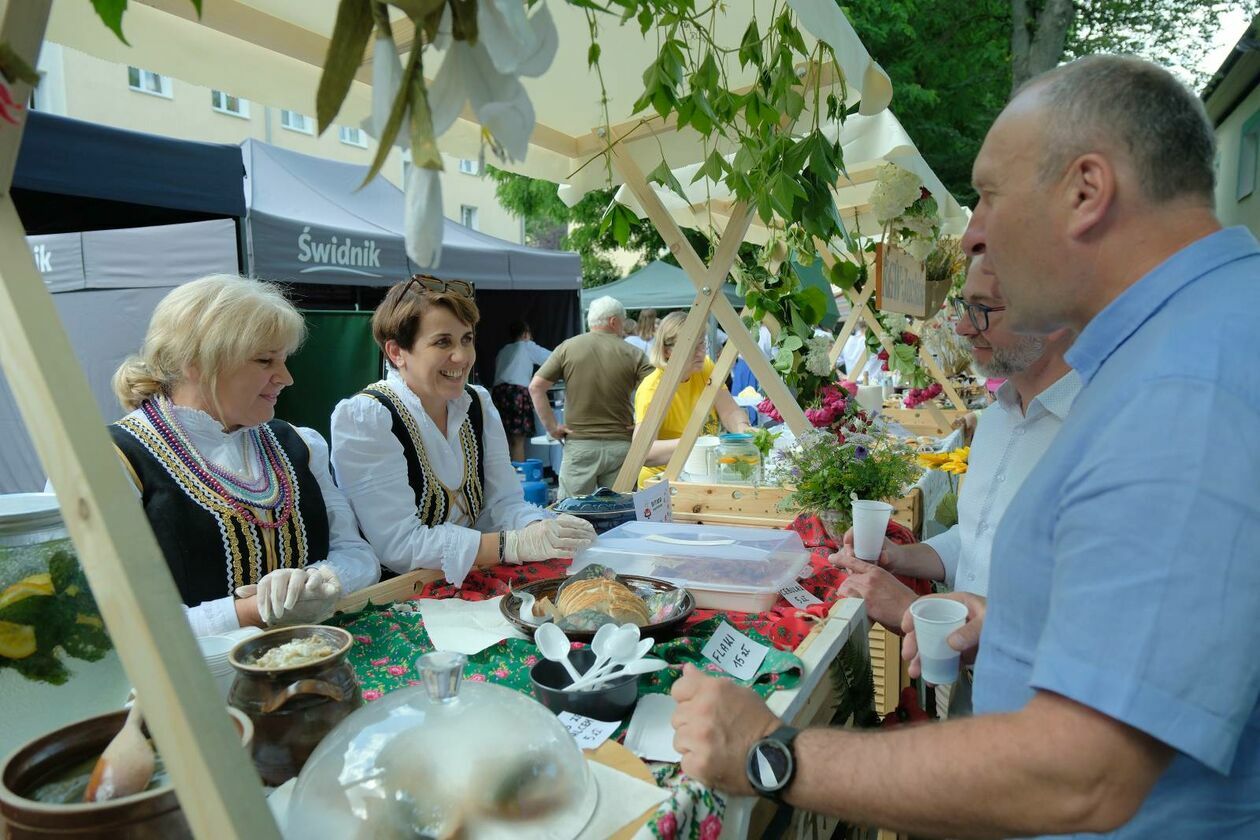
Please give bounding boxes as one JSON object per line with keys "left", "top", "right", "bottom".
{"left": 5, "top": 3, "right": 900, "bottom": 836}
{"left": 610, "top": 107, "right": 971, "bottom": 245}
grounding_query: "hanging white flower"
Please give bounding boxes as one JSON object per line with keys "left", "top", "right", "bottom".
{"left": 405, "top": 166, "right": 444, "bottom": 268}
{"left": 362, "top": 35, "right": 406, "bottom": 148}
{"left": 804, "top": 335, "right": 835, "bottom": 376}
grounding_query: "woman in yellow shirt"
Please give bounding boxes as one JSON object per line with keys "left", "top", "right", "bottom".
{"left": 633, "top": 311, "right": 753, "bottom": 487}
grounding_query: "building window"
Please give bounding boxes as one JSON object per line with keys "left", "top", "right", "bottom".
{"left": 458, "top": 158, "right": 479, "bottom": 175}
{"left": 127, "top": 66, "right": 171, "bottom": 98}
{"left": 280, "top": 109, "right": 314, "bottom": 135}
{"left": 210, "top": 89, "right": 249, "bottom": 118}
{"left": 339, "top": 126, "right": 367, "bottom": 148}
{"left": 460, "top": 205, "right": 479, "bottom": 230}
{"left": 1238, "top": 111, "right": 1260, "bottom": 202}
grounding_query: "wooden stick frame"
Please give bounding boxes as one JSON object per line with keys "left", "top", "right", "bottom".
{"left": 814, "top": 239, "right": 967, "bottom": 424}
{"left": 610, "top": 143, "right": 809, "bottom": 492}
{"left": 0, "top": 3, "right": 278, "bottom": 836}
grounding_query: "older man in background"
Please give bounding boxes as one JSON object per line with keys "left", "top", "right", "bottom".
{"left": 530, "top": 296, "right": 653, "bottom": 498}
{"left": 667, "top": 55, "right": 1260, "bottom": 837}
{"left": 832, "top": 254, "right": 1078, "bottom": 714}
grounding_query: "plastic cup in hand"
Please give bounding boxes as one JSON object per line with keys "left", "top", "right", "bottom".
{"left": 909, "top": 598, "right": 969, "bottom": 685}
{"left": 851, "top": 500, "right": 894, "bottom": 561}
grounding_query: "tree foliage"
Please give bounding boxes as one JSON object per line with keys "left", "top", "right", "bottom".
{"left": 847, "top": 0, "right": 1256, "bottom": 205}
{"left": 486, "top": 165, "right": 713, "bottom": 289}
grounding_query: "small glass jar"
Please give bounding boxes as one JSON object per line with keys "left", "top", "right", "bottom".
{"left": 713, "top": 433, "right": 762, "bottom": 485}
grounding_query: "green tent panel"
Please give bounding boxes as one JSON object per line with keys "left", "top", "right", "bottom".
{"left": 580, "top": 261, "right": 741, "bottom": 311}
{"left": 275, "top": 311, "right": 381, "bottom": 442}
{"left": 582, "top": 258, "right": 838, "bottom": 330}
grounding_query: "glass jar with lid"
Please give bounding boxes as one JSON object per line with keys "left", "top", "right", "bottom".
{"left": 286, "top": 651, "right": 598, "bottom": 839}
{"left": 0, "top": 493, "right": 127, "bottom": 758}
{"left": 713, "top": 432, "right": 762, "bottom": 485}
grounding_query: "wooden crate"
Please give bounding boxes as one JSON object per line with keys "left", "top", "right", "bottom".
{"left": 882, "top": 407, "right": 971, "bottom": 437}
{"left": 870, "top": 623, "right": 902, "bottom": 718}
{"left": 653, "top": 479, "right": 923, "bottom": 539}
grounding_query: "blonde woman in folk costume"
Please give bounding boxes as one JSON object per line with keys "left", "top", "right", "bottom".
{"left": 109, "top": 275, "right": 380, "bottom": 637}
{"left": 330, "top": 276, "right": 596, "bottom": 586}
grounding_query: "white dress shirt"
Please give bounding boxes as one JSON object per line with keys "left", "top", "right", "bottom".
{"left": 330, "top": 369, "right": 551, "bottom": 586}
{"left": 923, "top": 371, "right": 1081, "bottom": 596}
{"left": 493, "top": 340, "right": 553, "bottom": 387}
{"left": 116, "top": 404, "right": 380, "bottom": 637}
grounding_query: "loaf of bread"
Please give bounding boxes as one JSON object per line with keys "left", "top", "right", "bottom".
{"left": 555, "top": 578, "right": 650, "bottom": 626}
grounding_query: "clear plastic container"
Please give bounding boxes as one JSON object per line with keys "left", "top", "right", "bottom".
{"left": 568, "top": 521, "right": 811, "bottom": 613}
{"left": 713, "top": 433, "right": 762, "bottom": 484}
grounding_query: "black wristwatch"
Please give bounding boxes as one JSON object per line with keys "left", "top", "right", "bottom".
{"left": 746, "top": 724, "right": 799, "bottom": 801}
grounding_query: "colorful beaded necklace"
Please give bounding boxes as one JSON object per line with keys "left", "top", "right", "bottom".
{"left": 141, "top": 398, "right": 294, "bottom": 530}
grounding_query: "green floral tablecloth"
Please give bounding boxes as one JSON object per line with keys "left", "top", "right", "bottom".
{"left": 328, "top": 602, "right": 803, "bottom": 839}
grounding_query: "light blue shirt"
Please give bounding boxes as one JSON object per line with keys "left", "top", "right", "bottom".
{"left": 974, "top": 227, "right": 1260, "bottom": 837}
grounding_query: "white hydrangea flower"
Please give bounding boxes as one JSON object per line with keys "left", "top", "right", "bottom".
{"left": 870, "top": 163, "right": 922, "bottom": 225}
{"left": 903, "top": 237, "right": 935, "bottom": 262}
{"left": 804, "top": 335, "right": 834, "bottom": 376}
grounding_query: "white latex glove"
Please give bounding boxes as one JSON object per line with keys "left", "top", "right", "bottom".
{"left": 235, "top": 567, "right": 342, "bottom": 626}
{"left": 504, "top": 515, "right": 596, "bottom": 564}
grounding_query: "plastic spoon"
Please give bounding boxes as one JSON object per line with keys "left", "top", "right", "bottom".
{"left": 586, "top": 623, "right": 620, "bottom": 677}
{"left": 572, "top": 636, "right": 656, "bottom": 691}
{"left": 84, "top": 702, "right": 155, "bottom": 802}
{"left": 534, "top": 622, "right": 583, "bottom": 685}
{"left": 565, "top": 658, "right": 670, "bottom": 693}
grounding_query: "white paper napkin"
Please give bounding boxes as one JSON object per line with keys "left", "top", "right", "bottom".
{"left": 418, "top": 595, "right": 528, "bottom": 655}
{"left": 577, "top": 759, "right": 669, "bottom": 839}
{"left": 623, "top": 694, "right": 682, "bottom": 763}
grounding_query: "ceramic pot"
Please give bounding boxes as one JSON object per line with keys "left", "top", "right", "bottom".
{"left": 553, "top": 487, "right": 636, "bottom": 534}
{"left": 0, "top": 708, "right": 251, "bottom": 839}
{"left": 227, "top": 625, "right": 361, "bottom": 786}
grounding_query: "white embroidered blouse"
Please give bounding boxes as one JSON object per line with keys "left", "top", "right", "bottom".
{"left": 330, "top": 369, "right": 551, "bottom": 587}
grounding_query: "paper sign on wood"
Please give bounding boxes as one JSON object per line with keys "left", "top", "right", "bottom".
{"left": 633, "top": 479, "right": 672, "bottom": 523}
{"left": 875, "top": 242, "right": 949, "bottom": 319}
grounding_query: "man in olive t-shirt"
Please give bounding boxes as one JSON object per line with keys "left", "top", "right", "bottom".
{"left": 529, "top": 296, "right": 654, "bottom": 498}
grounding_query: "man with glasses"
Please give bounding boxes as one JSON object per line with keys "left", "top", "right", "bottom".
{"left": 830, "top": 254, "right": 1078, "bottom": 714}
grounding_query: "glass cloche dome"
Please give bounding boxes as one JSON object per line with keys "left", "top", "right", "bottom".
{"left": 285, "top": 652, "right": 597, "bottom": 839}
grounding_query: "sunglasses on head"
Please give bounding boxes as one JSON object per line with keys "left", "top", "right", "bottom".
{"left": 399, "top": 274, "right": 475, "bottom": 300}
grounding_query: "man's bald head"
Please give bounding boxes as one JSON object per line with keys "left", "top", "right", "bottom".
{"left": 1018, "top": 55, "right": 1216, "bottom": 208}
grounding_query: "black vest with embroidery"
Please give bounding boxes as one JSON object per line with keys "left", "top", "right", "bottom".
{"left": 108, "top": 418, "right": 330, "bottom": 608}
{"left": 358, "top": 382, "right": 486, "bottom": 527}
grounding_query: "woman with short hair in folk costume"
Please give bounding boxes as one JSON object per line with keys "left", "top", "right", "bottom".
{"left": 109, "top": 275, "right": 380, "bottom": 636}
{"left": 330, "top": 276, "right": 595, "bottom": 585}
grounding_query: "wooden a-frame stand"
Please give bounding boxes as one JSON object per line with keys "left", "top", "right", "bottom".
{"left": 610, "top": 143, "right": 810, "bottom": 492}
{"left": 0, "top": 3, "right": 278, "bottom": 835}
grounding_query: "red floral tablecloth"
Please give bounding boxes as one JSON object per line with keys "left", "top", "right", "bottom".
{"left": 328, "top": 514, "right": 916, "bottom": 840}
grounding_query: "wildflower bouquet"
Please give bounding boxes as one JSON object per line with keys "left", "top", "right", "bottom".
{"left": 781, "top": 424, "right": 921, "bottom": 524}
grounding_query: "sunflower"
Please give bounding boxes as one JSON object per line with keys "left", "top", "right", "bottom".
{"left": 939, "top": 446, "right": 970, "bottom": 475}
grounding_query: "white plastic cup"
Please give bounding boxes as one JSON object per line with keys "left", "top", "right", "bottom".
{"left": 909, "top": 598, "right": 969, "bottom": 685}
{"left": 851, "top": 499, "right": 893, "bottom": 561}
{"left": 856, "top": 384, "right": 883, "bottom": 414}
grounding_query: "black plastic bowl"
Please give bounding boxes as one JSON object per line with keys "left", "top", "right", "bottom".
{"left": 530, "top": 648, "right": 640, "bottom": 723}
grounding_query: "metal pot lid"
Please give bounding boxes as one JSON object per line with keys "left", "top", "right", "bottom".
{"left": 0, "top": 493, "right": 64, "bottom": 536}
{"left": 554, "top": 487, "right": 634, "bottom": 514}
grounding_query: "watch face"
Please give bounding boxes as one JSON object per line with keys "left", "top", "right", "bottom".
{"left": 749, "top": 740, "right": 792, "bottom": 792}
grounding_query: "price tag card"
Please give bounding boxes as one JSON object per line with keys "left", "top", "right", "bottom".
{"left": 780, "top": 582, "right": 823, "bottom": 608}
{"left": 557, "top": 712, "right": 621, "bottom": 751}
{"left": 633, "top": 479, "right": 672, "bottom": 522}
{"left": 701, "top": 620, "right": 769, "bottom": 681}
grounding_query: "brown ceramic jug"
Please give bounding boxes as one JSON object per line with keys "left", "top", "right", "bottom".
{"left": 227, "top": 625, "right": 362, "bottom": 786}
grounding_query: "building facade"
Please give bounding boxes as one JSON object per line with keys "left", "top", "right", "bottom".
{"left": 33, "top": 41, "right": 525, "bottom": 245}
{"left": 1204, "top": 17, "right": 1260, "bottom": 238}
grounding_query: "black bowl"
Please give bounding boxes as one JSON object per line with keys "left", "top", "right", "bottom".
{"left": 530, "top": 648, "right": 640, "bottom": 723}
